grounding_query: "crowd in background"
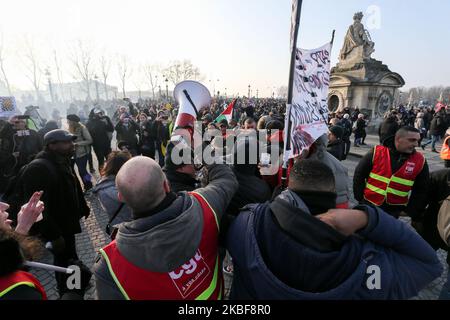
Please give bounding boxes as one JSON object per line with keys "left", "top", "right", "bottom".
{"left": 1, "top": 95, "right": 450, "bottom": 301}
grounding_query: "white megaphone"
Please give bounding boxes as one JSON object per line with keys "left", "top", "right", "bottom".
{"left": 173, "top": 80, "right": 211, "bottom": 130}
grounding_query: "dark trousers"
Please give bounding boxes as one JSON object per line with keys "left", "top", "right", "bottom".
{"left": 155, "top": 140, "right": 164, "bottom": 166}
{"left": 141, "top": 142, "right": 156, "bottom": 160}
{"left": 87, "top": 147, "right": 94, "bottom": 171}
{"left": 54, "top": 234, "right": 79, "bottom": 295}
{"left": 75, "top": 155, "right": 92, "bottom": 190}
{"left": 343, "top": 137, "right": 351, "bottom": 157}
{"left": 93, "top": 147, "right": 111, "bottom": 169}
{"left": 362, "top": 130, "right": 367, "bottom": 144}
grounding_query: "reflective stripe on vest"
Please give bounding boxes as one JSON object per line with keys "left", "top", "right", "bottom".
{"left": 441, "top": 136, "right": 450, "bottom": 160}
{"left": 364, "top": 146, "right": 425, "bottom": 206}
{"left": 0, "top": 271, "right": 47, "bottom": 299}
{"left": 99, "top": 192, "right": 223, "bottom": 300}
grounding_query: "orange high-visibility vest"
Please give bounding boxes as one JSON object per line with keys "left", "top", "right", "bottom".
{"left": 99, "top": 192, "right": 223, "bottom": 300}
{"left": 364, "top": 146, "right": 425, "bottom": 206}
{"left": 440, "top": 136, "right": 450, "bottom": 160}
{"left": 0, "top": 271, "right": 47, "bottom": 299}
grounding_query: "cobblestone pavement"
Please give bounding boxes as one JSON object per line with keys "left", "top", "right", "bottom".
{"left": 32, "top": 136, "right": 449, "bottom": 300}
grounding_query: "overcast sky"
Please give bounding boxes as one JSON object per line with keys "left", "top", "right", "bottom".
{"left": 1, "top": 0, "right": 449, "bottom": 97}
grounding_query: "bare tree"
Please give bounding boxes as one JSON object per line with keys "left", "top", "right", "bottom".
{"left": 53, "top": 49, "right": 65, "bottom": 102}
{"left": 277, "top": 86, "right": 288, "bottom": 99}
{"left": 70, "top": 40, "right": 95, "bottom": 101}
{"left": 99, "top": 52, "right": 111, "bottom": 100}
{"left": 0, "top": 32, "right": 12, "bottom": 96}
{"left": 163, "top": 60, "right": 204, "bottom": 86}
{"left": 406, "top": 86, "right": 450, "bottom": 105}
{"left": 143, "top": 64, "right": 161, "bottom": 100}
{"left": 132, "top": 65, "right": 144, "bottom": 100}
{"left": 117, "top": 55, "right": 132, "bottom": 98}
{"left": 22, "top": 36, "right": 43, "bottom": 100}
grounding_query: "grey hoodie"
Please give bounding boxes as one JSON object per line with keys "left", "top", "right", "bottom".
{"left": 93, "top": 164, "right": 239, "bottom": 300}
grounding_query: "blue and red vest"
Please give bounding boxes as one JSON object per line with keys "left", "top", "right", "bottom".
{"left": 99, "top": 192, "right": 223, "bottom": 300}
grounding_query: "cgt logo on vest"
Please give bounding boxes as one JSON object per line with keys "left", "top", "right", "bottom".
{"left": 169, "top": 250, "right": 211, "bottom": 298}
{"left": 405, "top": 162, "right": 416, "bottom": 175}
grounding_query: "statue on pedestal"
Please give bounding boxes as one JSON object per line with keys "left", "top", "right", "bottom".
{"left": 340, "top": 12, "right": 375, "bottom": 61}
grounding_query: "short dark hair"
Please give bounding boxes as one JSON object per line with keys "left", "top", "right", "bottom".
{"left": 266, "top": 120, "right": 284, "bottom": 130}
{"left": 396, "top": 126, "right": 420, "bottom": 138}
{"left": 288, "top": 159, "right": 336, "bottom": 194}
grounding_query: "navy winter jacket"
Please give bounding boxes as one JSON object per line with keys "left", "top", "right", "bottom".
{"left": 227, "top": 202, "right": 442, "bottom": 300}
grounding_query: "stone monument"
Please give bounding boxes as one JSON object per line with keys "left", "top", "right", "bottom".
{"left": 329, "top": 12, "right": 405, "bottom": 129}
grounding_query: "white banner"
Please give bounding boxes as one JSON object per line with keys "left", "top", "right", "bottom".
{"left": 284, "top": 42, "right": 332, "bottom": 162}
{"left": 0, "top": 96, "right": 17, "bottom": 118}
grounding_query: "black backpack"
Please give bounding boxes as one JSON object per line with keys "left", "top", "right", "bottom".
{"left": 2, "top": 158, "right": 58, "bottom": 223}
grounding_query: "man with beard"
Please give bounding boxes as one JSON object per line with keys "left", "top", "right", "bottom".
{"left": 18, "top": 129, "right": 91, "bottom": 297}
{"left": 354, "top": 126, "right": 429, "bottom": 221}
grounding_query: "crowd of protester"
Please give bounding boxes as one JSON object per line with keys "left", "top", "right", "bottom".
{"left": 0, "top": 94, "right": 449, "bottom": 300}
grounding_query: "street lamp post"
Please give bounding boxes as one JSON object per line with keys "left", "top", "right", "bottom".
{"left": 248, "top": 85, "right": 251, "bottom": 98}
{"left": 165, "top": 78, "right": 169, "bottom": 100}
{"left": 94, "top": 74, "right": 100, "bottom": 102}
{"left": 216, "top": 79, "right": 220, "bottom": 98}
{"left": 159, "top": 85, "right": 162, "bottom": 100}
{"left": 256, "top": 89, "right": 259, "bottom": 99}
{"left": 154, "top": 75, "right": 158, "bottom": 100}
{"left": 225, "top": 88, "right": 227, "bottom": 99}
{"left": 45, "top": 68, "right": 55, "bottom": 104}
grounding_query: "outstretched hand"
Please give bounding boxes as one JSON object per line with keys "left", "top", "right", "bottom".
{"left": 15, "top": 191, "right": 45, "bottom": 235}
{"left": 0, "top": 202, "right": 13, "bottom": 230}
{"left": 317, "top": 209, "right": 369, "bottom": 237}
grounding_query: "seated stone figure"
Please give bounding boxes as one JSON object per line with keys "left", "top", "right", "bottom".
{"left": 340, "top": 12, "right": 375, "bottom": 61}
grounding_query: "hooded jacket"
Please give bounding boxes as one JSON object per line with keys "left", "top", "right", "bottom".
{"left": 308, "top": 135, "right": 350, "bottom": 206}
{"left": 92, "top": 176, "right": 133, "bottom": 226}
{"left": 93, "top": 164, "right": 238, "bottom": 299}
{"left": 226, "top": 190, "right": 443, "bottom": 300}
{"left": 86, "top": 115, "right": 114, "bottom": 151}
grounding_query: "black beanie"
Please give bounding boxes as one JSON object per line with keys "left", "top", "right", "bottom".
{"left": 329, "top": 126, "right": 344, "bottom": 140}
{"left": 67, "top": 114, "right": 81, "bottom": 123}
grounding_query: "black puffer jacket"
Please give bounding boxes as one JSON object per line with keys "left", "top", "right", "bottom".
{"left": 0, "top": 123, "right": 15, "bottom": 192}
{"left": 327, "top": 140, "right": 345, "bottom": 161}
{"left": 421, "top": 169, "right": 450, "bottom": 264}
{"left": 21, "top": 150, "right": 90, "bottom": 241}
{"left": 87, "top": 116, "right": 114, "bottom": 151}
{"left": 115, "top": 120, "right": 139, "bottom": 150}
{"left": 430, "top": 112, "right": 447, "bottom": 137}
{"left": 227, "top": 166, "right": 272, "bottom": 216}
